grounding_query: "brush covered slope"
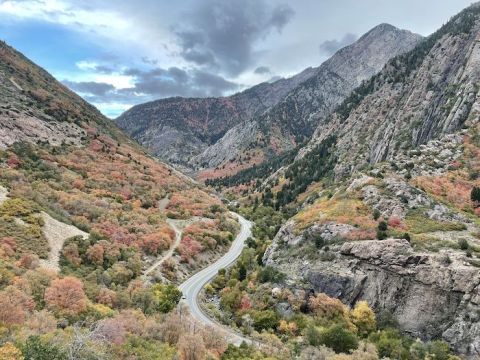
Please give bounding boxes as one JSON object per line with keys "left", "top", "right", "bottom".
{"left": 0, "top": 41, "right": 242, "bottom": 359}
{"left": 256, "top": 4, "right": 480, "bottom": 357}
{"left": 116, "top": 25, "right": 422, "bottom": 179}
{"left": 115, "top": 67, "right": 317, "bottom": 171}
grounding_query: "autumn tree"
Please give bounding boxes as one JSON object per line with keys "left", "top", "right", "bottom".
{"left": 0, "top": 342, "right": 24, "bottom": 360}
{"left": 44, "top": 276, "right": 87, "bottom": 316}
{"left": 0, "top": 286, "right": 34, "bottom": 326}
{"left": 351, "top": 301, "right": 377, "bottom": 337}
{"left": 86, "top": 243, "right": 104, "bottom": 266}
{"left": 177, "top": 333, "right": 207, "bottom": 360}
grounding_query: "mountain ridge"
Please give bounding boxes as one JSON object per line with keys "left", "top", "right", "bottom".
{"left": 115, "top": 23, "right": 423, "bottom": 177}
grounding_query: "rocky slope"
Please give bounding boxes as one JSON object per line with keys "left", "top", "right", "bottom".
{"left": 263, "top": 125, "right": 480, "bottom": 355}
{"left": 0, "top": 41, "right": 127, "bottom": 148}
{"left": 302, "top": 4, "right": 480, "bottom": 180}
{"left": 261, "top": 4, "right": 480, "bottom": 356}
{"left": 116, "top": 25, "right": 422, "bottom": 177}
{"left": 115, "top": 67, "right": 317, "bottom": 170}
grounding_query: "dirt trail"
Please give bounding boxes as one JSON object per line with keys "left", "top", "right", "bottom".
{"left": 0, "top": 186, "right": 8, "bottom": 205}
{"left": 39, "top": 212, "right": 88, "bottom": 272}
{"left": 143, "top": 196, "right": 212, "bottom": 277}
{"left": 143, "top": 217, "right": 199, "bottom": 277}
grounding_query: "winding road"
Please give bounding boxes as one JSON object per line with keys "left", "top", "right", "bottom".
{"left": 178, "top": 212, "right": 253, "bottom": 345}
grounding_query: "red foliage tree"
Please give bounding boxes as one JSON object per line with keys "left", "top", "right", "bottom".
{"left": 44, "top": 276, "right": 87, "bottom": 316}
{"left": 0, "top": 286, "right": 34, "bottom": 326}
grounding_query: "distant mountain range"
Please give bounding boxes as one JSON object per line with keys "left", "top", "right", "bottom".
{"left": 115, "top": 23, "right": 422, "bottom": 178}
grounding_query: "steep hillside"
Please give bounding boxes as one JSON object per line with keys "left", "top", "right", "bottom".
{"left": 304, "top": 4, "right": 480, "bottom": 179}
{"left": 0, "top": 41, "right": 126, "bottom": 147}
{"left": 197, "top": 24, "right": 422, "bottom": 174}
{"left": 0, "top": 42, "right": 243, "bottom": 358}
{"left": 251, "top": 4, "right": 480, "bottom": 356}
{"left": 115, "top": 67, "right": 317, "bottom": 170}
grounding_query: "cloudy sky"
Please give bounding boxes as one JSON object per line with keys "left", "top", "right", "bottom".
{"left": 0, "top": 0, "right": 474, "bottom": 117}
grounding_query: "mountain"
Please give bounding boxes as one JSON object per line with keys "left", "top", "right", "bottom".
{"left": 0, "top": 40, "right": 126, "bottom": 148}
{"left": 115, "top": 67, "right": 317, "bottom": 171}
{"left": 116, "top": 24, "right": 422, "bottom": 178}
{"left": 255, "top": 3, "right": 480, "bottom": 355}
{"left": 0, "top": 40, "right": 243, "bottom": 357}
{"left": 301, "top": 4, "right": 480, "bottom": 179}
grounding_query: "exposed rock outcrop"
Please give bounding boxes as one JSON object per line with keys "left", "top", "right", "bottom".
{"left": 302, "top": 8, "right": 480, "bottom": 180}
{"left": 264, "top": 226, "right": 480, "bottom": 355}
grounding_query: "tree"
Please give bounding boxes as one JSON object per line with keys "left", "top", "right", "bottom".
{"left": 86, "top": 244, "right": 104, "bottom": 266}
{"left": 0, "top": 342, "right": 24, "bottom": 360}
{"left": 177, "top": 333, "right": 207, "bottom": 360}
{"left": 21, "top": 336, "right": 66, "bottom": 360}
{"left": 44, "top": 276, "right": 87, "bottom": 316}
{"left": 471, "top": 186, "right": 480, "bottom": 206}
{"left": 153, "top": 284, "right": 182, "bottom": 313}
{"left": 320, "top": 324, "right": 358, "bottom": 353}
{"left": 0, "top": 286, "right": 34, "bottom": 326}
{"left": 351, "top": 301, "right": 376, "bottom": 337}
{"left": 252, "top": 310, "right": 279, "bottom": 331}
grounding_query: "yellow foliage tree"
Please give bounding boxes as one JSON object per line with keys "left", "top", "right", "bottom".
{"left": 0, "top": 342, "right": 24, "bottom": 360}
{"left": 351, "top": 301, "right": 376, "bottom": 337}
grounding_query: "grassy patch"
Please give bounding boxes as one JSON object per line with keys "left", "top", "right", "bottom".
{"left": 405, "top": 208, "right": 467, "bottom": 234}
{"left": 0, "top": 217, "right": 49, "bottom": 258}
{"left": 294, "top": 194, "right": 375, "bottom": 231}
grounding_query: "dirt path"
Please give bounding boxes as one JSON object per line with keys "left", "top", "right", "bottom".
{"left": 143, "top": 216, "right": 210, "bottom": 277}
{"left": 158, "top": 195, "right": 170, "bottom": 212}
{"left": 39, "top": 212, "right": 88, "bottom": 272}
{"left": 143, "top": 196, "right": 212, "bottom": 277}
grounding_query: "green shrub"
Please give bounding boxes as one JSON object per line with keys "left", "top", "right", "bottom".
{"left": 257, "top": 266, "right": 285, "bottom": 284}
{"left": 21, "top": 336, "right": 66, "bottom": 360}
{"left": 320, "top": 324, "right": 358, "bottom": 353}
{"left": 471, "top": 186, "right": 480, "bottom": 204}
{"left": 252, "top": 310, "right": 279, "bottom": 331}
{"left": 458, "top": 238, "right": 469, "bottom": 250}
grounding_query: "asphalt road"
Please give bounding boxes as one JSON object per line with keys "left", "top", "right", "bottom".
{"left": 178, "top": 212, "right": 252, "bottom": 345}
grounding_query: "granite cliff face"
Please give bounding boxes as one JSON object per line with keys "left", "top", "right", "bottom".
{"left": 302, "top": 5, "right": 480, "bottom": 180}
{"left": 116, "top": 24, "right": 422, "bottom": 176}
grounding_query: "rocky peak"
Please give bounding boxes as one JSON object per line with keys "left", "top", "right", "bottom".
{"left": 116, "top": 25, "right": 422, "bottom": 177}
{"left": 299, "top": 4, "right": 480, "bottom": 180}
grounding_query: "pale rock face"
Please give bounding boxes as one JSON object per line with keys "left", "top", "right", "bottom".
{"left": 264, "top": 224, "right": 480, "bottom": 355}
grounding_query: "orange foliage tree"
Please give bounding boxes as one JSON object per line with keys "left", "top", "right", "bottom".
{"left": 44, "top": 276, "right": 87, "bottom": 316}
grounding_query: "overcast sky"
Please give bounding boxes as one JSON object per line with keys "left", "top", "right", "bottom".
{"left": 0, "top": 0, "right": 475, "bottom": 117}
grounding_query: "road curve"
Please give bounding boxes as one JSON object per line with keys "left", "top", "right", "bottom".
{"left": 178, "top": 212, "right": 252, "bottom": 345}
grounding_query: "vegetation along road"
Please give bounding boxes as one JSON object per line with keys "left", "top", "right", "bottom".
{"left": 178, "top": 212, "right": 252, "bottom": 345}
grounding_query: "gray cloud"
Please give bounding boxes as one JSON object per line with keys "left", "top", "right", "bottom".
{"left": 174, "top": 0, "right": 294, "bottom": 76}
{"left": 319, "top": 33, "right": 358, "bottom": 56}
{"left": 254, "top": 66, "right": 271, "bottom": 75}
{"left": 63, "top": 66, "right": 239, "bottom": 108}
{"left": 62, "top": 80, "right": 115, "bottom": 96}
